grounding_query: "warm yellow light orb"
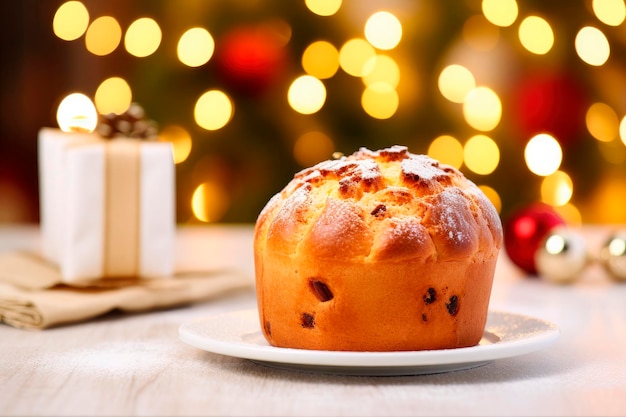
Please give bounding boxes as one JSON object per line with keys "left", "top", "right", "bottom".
{"left": 339, "top": 38, "right": 376, "bottom": 77}
{"left": 427, "top": 135, "right": 464, "bottom": 169}
{"left": 586, "top": 102, "right": 619, "bottom": 142}
{"left": 462, "top": 86, "right": 502, "bottom": 131}
{"left": 575, "top": 26, "right": 610, "bottom": 66}
{"left": 361, "top": 82, "right": 398, "bottom": 119}
{"left": 364, "top": 11, "right": 402, "bottom": 50}
{"left": 518, "top": 16, "right": 553, "bottom": 55}
{"left": 53, "top": 1, "right": 89, "bottom": 41}
{"left": 482, "top": 0, "right": 518, "bottom": 27}
{"left": 288, "top": 75, "right": 326, "bottom": 115}
{"left": 85, "top": 16, "right": 121, "bottom": 56}
{"left": 438, "top": 64, "right": 476, "bottom": 103}
{"left": 194, "top": 90, "right": 233, "bottom": 131}
{"left": 302, "top": 41, "right": 339, "bottom": 79}
{"left": 593, "top": 0, "right": 626, "bottom": 26}
{"left": 305, "top": 0, "right": 342, "bottom": 17}
{"left": 541, "top": 170, "right": 573, "bottom": 207}
{"left": 620, "top": 116, "right": 626, "bottom": 146}
{"left": 56, "top": 93, "right": 98, "bottom": 133}
{"left": 191, "top": 182, "right": 229, "bottom": 223}
{"left": 463, "top": 135, "right": 500, "bottom": 175}
{"left": 159, "top": 125, "right": 192, "bottom": 164}
{"left": 177, "top": 27, "right": 215, "bottom": 67}
{"left": 125, "top": 18, "right": 161, "bottom": 58}
{"left": 524, "top": 133, "right": 563, "bottom": 176}
{"left": 95, "top": 77, "right": 132, "bottom": 115}
{"left": 362, "top": 55, "right": 400, "bottom": 88}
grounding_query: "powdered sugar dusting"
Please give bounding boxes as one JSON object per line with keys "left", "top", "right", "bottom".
{"left": 401, "top": 155, "right": 444, "bottom": 181}
{"left": 436, "top": 188, "right": 472, "bottom": 245}
{"left": 272, "top": 183, "right": 311, "bottom": 227}
{"left": 307, "top": 197, "right": 372, "bottom": 257}
{"left": 389, "top": 217, "right": 426, "bottom": 245}
{"left": 314, "top": 158, "right": 381, "bottom": 182}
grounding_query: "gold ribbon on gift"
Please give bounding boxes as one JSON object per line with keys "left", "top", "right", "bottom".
{"left": 104, "top": 139, "right": 141, "bottom": 277}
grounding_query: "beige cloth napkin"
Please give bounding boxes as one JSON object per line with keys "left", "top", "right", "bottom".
{"left": 0, "top": 251, "right": 252, "bottom": 330}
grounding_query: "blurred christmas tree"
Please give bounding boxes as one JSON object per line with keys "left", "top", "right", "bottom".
{"left": 2, "top": 0, "right": 626, "bottom": 224}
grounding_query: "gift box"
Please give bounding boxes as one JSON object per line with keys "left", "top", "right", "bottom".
{"left": 38, "top": 127, "right": 176, "bottom": 283}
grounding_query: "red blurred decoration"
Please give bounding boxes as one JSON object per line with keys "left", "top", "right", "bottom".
{"left": 213, "top": 25, "right": 287, "bottom": 98}
{"left": 504, "top": 203, "right": 566, "bottom": 275}
{"left": 513, "top": 71, "right": 589, "bottom": 148}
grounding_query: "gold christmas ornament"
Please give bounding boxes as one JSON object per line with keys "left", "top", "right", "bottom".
{"left": 535, "top": 226, "right": 589, "bottom": 284}
{"left": 600, "top": 231, "right": 626, "bottom": 282}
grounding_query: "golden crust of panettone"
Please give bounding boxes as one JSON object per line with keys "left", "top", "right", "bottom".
{"left": 254, "top": 145, "right": 503, "bottom": 351}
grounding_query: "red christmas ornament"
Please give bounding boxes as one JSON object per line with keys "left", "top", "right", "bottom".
{"left": 504, "top": 203, "right": 566, "bottom": 275}
{"left": 513, "top": 71, "right": 588, "bottom": 148}
{"left": 213, "top": 25, "right": 287, "bottom": 97}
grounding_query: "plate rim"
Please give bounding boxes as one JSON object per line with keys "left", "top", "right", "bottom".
{"left": 178, "top": 309, "right": 560, "bottom": 370}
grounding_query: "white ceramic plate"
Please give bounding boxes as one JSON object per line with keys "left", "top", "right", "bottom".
{"left": 178, "top": 309, "right": 559, "bottom": 376}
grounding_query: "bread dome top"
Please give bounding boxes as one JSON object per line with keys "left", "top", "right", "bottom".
{"left": 255, "top": 145, "right": 503, "bottom": 263}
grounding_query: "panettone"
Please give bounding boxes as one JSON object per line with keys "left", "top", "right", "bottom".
{"left": 253, "top": 145, "right": 503, "bottom": 351}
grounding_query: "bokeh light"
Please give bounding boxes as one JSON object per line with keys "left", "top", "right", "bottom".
{"left": 194, "top": 90, "right": 233, "bottom": 131}
{"left": 586, "top": 102, "right": 619, "bottom": 142}
{"left": 518, "top": 16, "right": 553, "bottom": 55}
{"left": 85, "top": 16, "right": 121, "bottom": 56}
{"left": 553, "top": 203, "right": 583, "bottom": 225}
{"left": 438, "top": 64, "right": 476, "bottom": 103}
{"left": 302, "top": 41, "right": 339, "bottom": 79}
{"left": 463, "top": 134, "right": 500, "bottom": 175}
{"left": 541, "top": 170, "right": 573, "bottom": 206}
{"left": 524, "top": 133, "right": 563, "bottom": 176}
{"left": 462, "top": 86, "right": 502, "bottom": 131}
{"left": 125, "top": 18, "right": 161, "bottom": 58}
{"left": 191, "top": 181, "right": 229, "bottom": 223}
{"left": 177, "top": 27, "right": 215, "bottom": 67}
{"left": 56, "top": 93, "right": 98, "bottom": 133}
{"left": 620, "top": 116, "right": 626, "bottom": 146}
{"left": 584, "top": 173, "right": 626, "bottom": 222}
{"left": 95, "top": 77, "right": 132, "bottom": 115}
{"left": 427, "top": 135, "right": 464, "bottom": 168}
{"left": 293, "top": 131, "right": 335, "bottom": 167}
{"left": 158, "top": 125, "right": 192, "bottom": 164}
{"left": 361, "top": 82, "right": 398, "bottom": 119}
{"left": 53, "top": 1, "right": 89, "bottom": 41}
{"left": 364, "top": 11, "right": 402, "bottom": 50}
{"left": 305, "top": 0, "right": 342, "bottom": 17}
{"left": 288, "top": 75, "right": 326, "bottom": 115}
{"left": 482, "top": 0, "right": 518, "bottom": 27}
{"left": 478, "top": 185, "right": 502, "bottom": 213}
{"left": 339, "top": 38, "right": 376, "bottom": 77}
{"left": 575, "top": 26, "right": 610, "bottom": 66}
{"left": 592, "top": 0, "right": 626, "bottom": 26}
{"left": 362, "top": 55, "right": 400, "bottom": 87}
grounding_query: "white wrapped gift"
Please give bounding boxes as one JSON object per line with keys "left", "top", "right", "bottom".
{"left": 38, "top": 128, "right": 175, "bottom": 283}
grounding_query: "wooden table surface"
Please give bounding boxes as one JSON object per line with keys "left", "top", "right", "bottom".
{"left": 1, "top": 224, "right": 625, "bottom": 416}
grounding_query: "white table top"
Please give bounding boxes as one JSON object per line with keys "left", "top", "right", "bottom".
{"left": 1, "top": 224, "right": 625, "bottom": 416}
